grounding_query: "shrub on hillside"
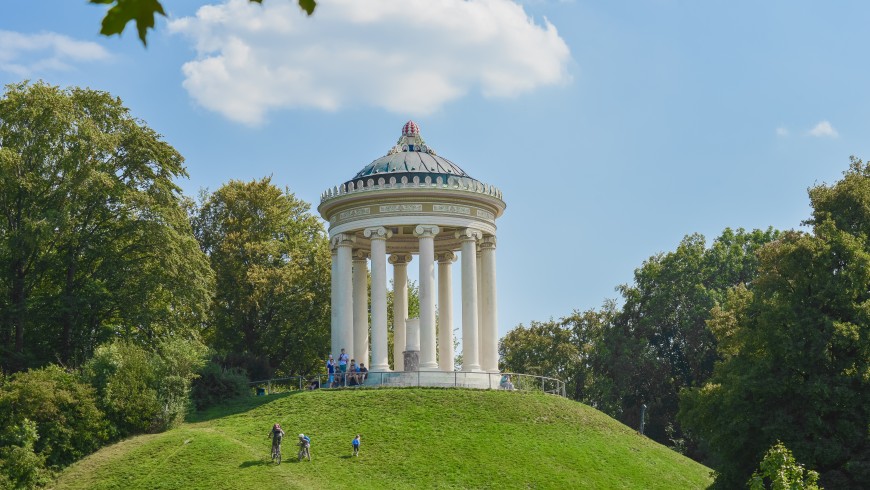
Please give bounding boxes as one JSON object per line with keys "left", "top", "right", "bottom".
{"left": 0, "top": 365, "right": 109, "bottom": 468}
{"left": 0, "top": 418, "right": 50, "bottom": 489}
{"left": 191, "top": 362, "right": 250, "bottom": 410}
{"left": 83, "top": 341, "right": 162, "bottom": 437}
{"left": 748, "top": 442, "right": 820, "bottom": 489}
{"left": 83, "top": 338, "right": 208, "bottom": 436}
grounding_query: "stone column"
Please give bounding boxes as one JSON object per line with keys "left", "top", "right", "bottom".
{"left": 457, "top": 228, "right": 481, "bottom": 372}
{"left": 480, "top": 235, "right": 499, "bottom": 373}
{"left": 365, "top": 226, "right": 392, "bottom": 372}
{"left": 436, "top": 251, "right": 456, "bottom": 371}
{"left": 414, "top": 225, "right": 440, "bottom": 370}
{"left": 476, "top": 245, "right": 484, "bottom": 365}
{"left": 332, "top": 233, "right": 355, "bottom": 360}
{"left": 389, "top": 253, "right": 412, "bottom": 371}
{"left": 352, "top": 250, "right": 369, "bottom": 367}
{"left": 330, "top": 248, "right": 338, "bottom": 359}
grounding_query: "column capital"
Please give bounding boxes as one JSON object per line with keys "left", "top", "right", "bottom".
{"left": 352, "top": 249, "right": 370, "bottom": 261}
{"left": 331, "top": 233, "right": 355, "bottom": 250}
{"left": 479, "top": 235, "right": 497, "bottom": 250}
{"left": 455, "top": 228, "right": 482, "bottom": 241}
{"left": 389, "top": 253, "right": 413, "bottom": 265}
{"left": 436, "top": 251, "right": 457, "bottom": 263}
{"left": 414, "top": 224, "right": 441, "bottom": 238}
{"left": 364, "top": 226, "right": 392, "bottom": 240}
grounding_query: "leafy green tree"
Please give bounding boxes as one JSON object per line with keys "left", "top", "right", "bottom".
{"left": 680, "top": 159, "right": 870, "bottom": 489}
{"left": 500, "top": 306, "right": 612, "bottom": 402}
{"left": 0, "top": 365, "right": 109, "bottom": 468}
{"left": 0, "top": 418, "right": 49, "bottom": 490}
{"left": 0, "top": 81, "right": 213, "bottom": 371}
{"left": 590, "top": 228, "right": 778, "bottom": 455}
{"left": 193, "top": 178, "right": 331, "bottom": 378}
{"left": 89, "top": 0, "right": 316, "bottom": 45}
{"left": 748, "top": 442, "right": 821, "bottom": 490}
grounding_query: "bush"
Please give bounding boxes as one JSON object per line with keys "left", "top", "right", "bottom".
{"left": 748, "top": 441, "right": 821, "bottom": 490}
{"left": 191, "top": 362, "right": 250, "bottom": 411}
{"left": 0, "top": 365, "right": 109, "bottom": 468}
{"left": 82, "top": 341, "right": 163, "bottom": 437}
{"left": 83, "top": 338, "right": 208, "bottom": 436}
{"left": 0, "top": 419, "right": 50, "bottom": 489}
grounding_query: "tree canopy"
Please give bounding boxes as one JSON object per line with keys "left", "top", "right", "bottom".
{"left": 192, "top": 177, "right": 331, "bottom": 379}
{"left": 0, "top": 81, "right": 213, "bottom": 371}
{"left": 680, "top": 158, "right": 870, "bottom": 489}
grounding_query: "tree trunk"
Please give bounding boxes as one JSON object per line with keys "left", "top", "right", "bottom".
{"left": 60, "top": 260, "right": 77, "bottom": 364}
{"left": 11, "top": 259, "right": 26, "bottom": 355}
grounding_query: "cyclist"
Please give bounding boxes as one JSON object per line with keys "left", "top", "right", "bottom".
{"left": 298, "top": 433, "right": 311, "bottom": 461}
{"left": 269, "top": 423, "right": 285, "bottom": 462}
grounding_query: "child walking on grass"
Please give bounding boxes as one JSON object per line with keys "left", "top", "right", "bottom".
{"left": 352, "top": 434, "right": 361, "bottom": 457}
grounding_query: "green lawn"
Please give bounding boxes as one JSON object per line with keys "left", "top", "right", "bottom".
{"left": 54, "top": 388, "right": 712, "bottom": 489}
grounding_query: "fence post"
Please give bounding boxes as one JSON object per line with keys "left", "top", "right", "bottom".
{"left": 298, "top": 376, "right": 302, "bottom": 391}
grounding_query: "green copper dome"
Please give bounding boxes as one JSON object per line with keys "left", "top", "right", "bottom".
{"left": 344, "top": 121, "right": 478, "bottom": 187}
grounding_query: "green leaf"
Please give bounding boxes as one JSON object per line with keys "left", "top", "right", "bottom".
{"left": 92, "top": 0, "right": 166, "bottom": 46}
{"left": 298, "top": 0, "right": 317, "bottom": 15}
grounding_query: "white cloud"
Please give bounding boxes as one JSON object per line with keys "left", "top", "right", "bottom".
{"left": 169, "top": 0, "right": 572, "bottom": 124}
{"left": 807, "top": 120, "right": 838, "bottom": 138}
{"left": 776, "top": 127, "right": 789, "bottom": 137}
{"left": 0, "top": 30, "right": 110, "bottom": 76}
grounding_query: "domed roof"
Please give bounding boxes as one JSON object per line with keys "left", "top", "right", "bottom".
{"left": 346, "top": 121, "right": 478, "bottom": 185}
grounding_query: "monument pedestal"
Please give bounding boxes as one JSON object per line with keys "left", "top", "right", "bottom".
{"left": 403, "top": 350, "right": 420, "bottom": 372}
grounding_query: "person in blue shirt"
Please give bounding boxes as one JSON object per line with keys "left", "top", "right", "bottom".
{"left": 326, "top": 355, "right": 335, "bottom": 385}
{"left": 338, "top": 348, "right": 349, "bottom": 373}
{"left": 352, "top": 434, "right": 361, "bottom": 457}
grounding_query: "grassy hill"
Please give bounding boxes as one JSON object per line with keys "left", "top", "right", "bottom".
{"left": 54, "top": 388, "right": 712, "bottom": 489}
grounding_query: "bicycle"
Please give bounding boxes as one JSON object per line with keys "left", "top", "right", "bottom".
{"left": 271, "top": 440, "right": 282, "bottom": 464}
{"left": 298, "top": 442, "right": 311, "bottom": 462}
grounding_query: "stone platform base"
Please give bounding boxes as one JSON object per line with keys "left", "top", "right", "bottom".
{"left": 362, "top": 371, "right": 501, "bottom": 390}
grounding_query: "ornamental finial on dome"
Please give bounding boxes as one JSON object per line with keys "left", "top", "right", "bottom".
{"left": 402, "top": 120, "right": 420, "bottom": 136}
{"left": 387, "top": 120, "right": 435, "bottom": 156}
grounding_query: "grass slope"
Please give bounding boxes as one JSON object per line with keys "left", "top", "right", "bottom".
{"left": 54, "top": 389, "right": 711, "bottom": 489}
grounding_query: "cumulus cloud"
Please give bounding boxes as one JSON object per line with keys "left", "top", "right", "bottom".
{"left": 807, "top": 120, "right": 838, "bottom": 138}
{"left": 0, "top": 30, "right": 110, "bottom": 76}
{"left": 169, "top": 0, "right": 572, "bottom": 124}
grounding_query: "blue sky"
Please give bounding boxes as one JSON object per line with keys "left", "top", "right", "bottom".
{"left": 3, "top": 0, "right": 869, "bottom": 341}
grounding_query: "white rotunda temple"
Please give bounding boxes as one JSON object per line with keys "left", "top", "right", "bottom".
{"left": 318, "top": 121, "right": 506, "bottom": 375}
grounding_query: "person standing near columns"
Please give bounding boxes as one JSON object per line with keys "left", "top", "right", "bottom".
{"left": 389, "top": 253, "right": 412, "bottom": 371}
{"left": 352, "top": 250, "right": 370, "bottom": 368}
{"left": 436, "top": 251, "right": 456, "bottom": 372}
{"left": 480, "top": 235, "right": 499, "bottom": 373}
{"left": 414, "top": 225, "right": 440, "bottom": 370}
{"left": 332, "top": 233, "right": 355, "bottom": 362}
{"left": 457, "top": 228, "right": 481, "bottom": 372}
{"left": 365, "top": 226, "right": 392, "bottom": 372}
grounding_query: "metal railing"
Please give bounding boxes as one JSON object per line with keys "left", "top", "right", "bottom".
{"left": 249, "top": 371, "right": 566, "bottom": 398}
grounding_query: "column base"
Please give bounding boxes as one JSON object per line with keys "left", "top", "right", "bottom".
{"left": 461, "top": 365, "right": 482, "bottom": 373}
{"left": 418, "top": 364, "right": 440, "bottom": 371}
{"left": 370, "top": 364, "right": 392, "bottom": 372}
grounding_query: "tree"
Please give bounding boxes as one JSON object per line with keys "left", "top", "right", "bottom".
{"left": 592, "top": 228, "right": 778, "bottom": 456}
{"left": 748, "top": 442, "right": 821, "bottom": 490}
{"left": 680, "top": 159, "right": 870, "bottom": 489}
{"left": 0, "top": 81, "right": 213, "bottom": 371}
{"left": 500, "top": 306, "right": 612, "bottom": 402}
{"left": 0, "top": 365, "right": 109, "bottom": 468}
{"left": 193, "top": 178, "right": 331, "bottom": 378}
{"left": 89, "top": 0, "right": 317, "bottom": 45}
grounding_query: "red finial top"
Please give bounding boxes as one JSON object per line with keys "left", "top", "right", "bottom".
{"left": 402, "top": 120, "right": 420, "bottom": 136}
